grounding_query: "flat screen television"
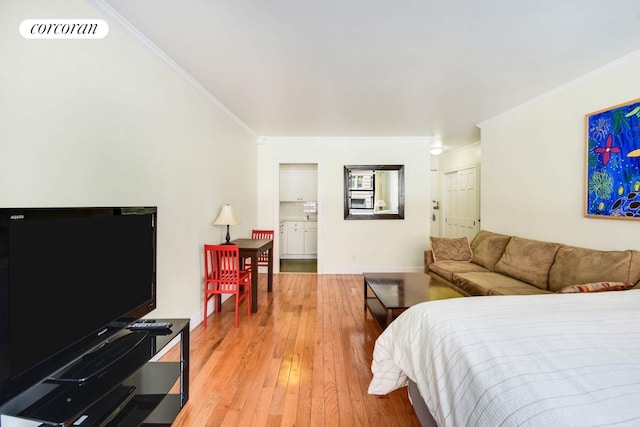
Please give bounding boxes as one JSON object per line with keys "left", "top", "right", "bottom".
{"left": 0, "top": 207, "right": 157, "bottom": 409}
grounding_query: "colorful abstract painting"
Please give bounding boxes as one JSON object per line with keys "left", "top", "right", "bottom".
{"left": 586, "top": 99, "right": 640, "bottom": 220}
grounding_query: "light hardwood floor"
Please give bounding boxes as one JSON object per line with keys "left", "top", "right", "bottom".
{"left": 162, "top": 273, "right": 420, "bottom": 426}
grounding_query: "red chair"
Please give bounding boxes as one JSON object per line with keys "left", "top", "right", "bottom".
{"left": 203, "top": 244, "right": 251, "bottom": 328}
{"left": 244, "top": 229, "right": 274, "bottom": 270}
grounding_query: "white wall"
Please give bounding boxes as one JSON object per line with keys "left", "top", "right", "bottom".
{"left": 257, "top": 137, "right": 431, "bottom": 273}
{"left": 438, "top": 142, "right": 481, "bottom": 173}
{"left": 479, "top": 52, "right": 640, "bottom": 250}
{"left": 0, "top": 1, "right": 257, "bottom": 321}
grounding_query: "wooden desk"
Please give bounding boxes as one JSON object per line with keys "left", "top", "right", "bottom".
{"left": 231, "top": 238, "right": 273, "bottom": 313}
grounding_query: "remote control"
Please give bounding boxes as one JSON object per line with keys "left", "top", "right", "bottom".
{"left": 128, "top": 321, "right": 172, "bottom": 330}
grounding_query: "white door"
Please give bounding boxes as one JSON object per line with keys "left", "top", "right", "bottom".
{"left": 444, "top": 165, "right": 479, "bottom": 239}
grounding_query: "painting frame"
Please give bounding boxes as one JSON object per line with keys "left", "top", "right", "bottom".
{"left": 585, "top": 98, "right": 640, "bottom": 220}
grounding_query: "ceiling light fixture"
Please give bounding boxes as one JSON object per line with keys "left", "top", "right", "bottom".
{"left": 430, "top": 139, "right": 443, "bottom": 156}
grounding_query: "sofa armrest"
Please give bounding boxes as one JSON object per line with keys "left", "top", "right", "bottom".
{"left": 424, "top": 250, "right": 434, "bottom": 273}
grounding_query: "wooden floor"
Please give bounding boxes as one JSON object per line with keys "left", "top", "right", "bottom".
{"left": 162, "top": 273, "right": 420, "bottom": 427}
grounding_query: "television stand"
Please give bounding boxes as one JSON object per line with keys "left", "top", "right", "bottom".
{"left": 3, "top": 319, "right": 189, "bottom": 427}
{"left": 48, "top": 330, "right": 150, "bottom": 385}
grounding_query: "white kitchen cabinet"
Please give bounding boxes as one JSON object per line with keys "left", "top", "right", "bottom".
{"left": 280, "top": 169, "right": 301, "bottom": 201}
{"left": 286, "top": 222, "right": 305, "bottom": 255}
{"left": 304, "top": 222, "right": 317, "bottom": 255}
{"left": 280, "top": 166, "right": 317, "bottom": 201}
{"left": 281, "top": 221, "right": 317, "bottom": 257}
{"left": 300, "top": 169, "right": 317, "bottom": 201}
{"left": 279, "top": 222, "right": 287, "bottom": 255}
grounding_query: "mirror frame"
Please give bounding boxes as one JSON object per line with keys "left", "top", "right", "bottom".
{"left": 343, "top": 164, "right": 405, "bottom": 220}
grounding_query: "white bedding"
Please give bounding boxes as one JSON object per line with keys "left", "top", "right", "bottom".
{"left": 369, "top": 290, "right": 640, "bottom": 427}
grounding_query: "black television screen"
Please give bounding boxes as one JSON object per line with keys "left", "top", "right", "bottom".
{"left": 0, "top": 207, "right": 157, "bottom": 408}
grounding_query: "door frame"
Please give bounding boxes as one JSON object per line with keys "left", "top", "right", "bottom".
{"left": 274, "top": 160, "right": 321, "bottom": 274}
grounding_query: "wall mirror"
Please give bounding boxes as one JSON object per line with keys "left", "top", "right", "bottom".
{"left": 344, "top": 165, "right": 405, "bottom": 220}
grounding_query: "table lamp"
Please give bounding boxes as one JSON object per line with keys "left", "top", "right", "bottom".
{"left": 212, "top": 204, "right": 241, "bottom": 244}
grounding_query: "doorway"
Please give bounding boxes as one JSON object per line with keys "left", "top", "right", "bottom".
{"left": 278, "top": 163, "right": 318, "bottom": 273}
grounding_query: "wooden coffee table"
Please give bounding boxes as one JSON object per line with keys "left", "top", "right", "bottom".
{"left": 364, "top": 272, "right": 463, "bottom": 329}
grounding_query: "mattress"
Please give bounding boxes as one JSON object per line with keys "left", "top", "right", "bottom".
{"left": 369, "top": 290, "right": 640, "bottom": 426}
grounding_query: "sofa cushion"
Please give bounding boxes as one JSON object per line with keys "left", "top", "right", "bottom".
{"left": 430, "top": 236, "right": 473, "bottom": 262}
{"left": 558, "top": 281, "right": 633, "bottom": 293}
{"left": 548, "top": 246, "right": 635, "bottom": 292}
{"left": 470, "top": 230, "right": 511, "bottom": 271}
{"left": 429, "top": 260, "right": 489, "bottom": 282}
{"left": 453, "top": 272, "right": 553, "bottom": 296}
{"left": 494, "top": 236, "right": 562, "bottom": 290}
{"left": 629, "top": 250, "right": 640, "bottom": 286}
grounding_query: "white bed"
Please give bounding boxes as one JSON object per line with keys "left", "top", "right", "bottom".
{"left": 369, "top": 290, "right": 640, "bottom": 427}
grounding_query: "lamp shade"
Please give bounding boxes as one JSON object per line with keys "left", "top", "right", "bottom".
{"left": 375, "top": 199, "right": 387, "bottom": 208}
{"left": 212, "top": 204, "right": 241, "bottom": 226}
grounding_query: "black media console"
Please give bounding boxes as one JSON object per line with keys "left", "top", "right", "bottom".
{"left": 2, "top": 319, "right": 189, "bottom": 427}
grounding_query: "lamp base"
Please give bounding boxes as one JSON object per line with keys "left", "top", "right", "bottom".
{"left": 222, "top": 225, "right": 233, "bottom": 245}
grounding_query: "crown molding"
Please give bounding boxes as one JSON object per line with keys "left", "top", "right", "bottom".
{"left": 89, "top": 0, "right": 257, "bottom": 138}
{"left": 260, "top": 136, "right": 432, "bottom": 144}
{"left": 478, "top": 49, "right": 640, "bottom": 129}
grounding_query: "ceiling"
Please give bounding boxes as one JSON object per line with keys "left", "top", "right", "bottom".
{"left": 100, "top": 0, "right": 640, "bottom": 150}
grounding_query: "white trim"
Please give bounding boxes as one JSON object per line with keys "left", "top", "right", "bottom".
{"left": 89, "top": 0, "right": 257, "bottom": 138}
{"left": 442, "top": 161, "right": 479, "bottom": 175}
{"left": 263, "top": 136, "right": 432, "bottom": 143}
{"left": 478, "top": 50, "right": 640, "bottom": 128}
{"left": 443, "top": 141, "right": 481, "bottom": 156}
{"left": 273, "top": 159, "right": 281, "bottom": 274}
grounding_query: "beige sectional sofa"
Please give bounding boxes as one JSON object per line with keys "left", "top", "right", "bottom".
{"left": 424, "top": 230, "right": 640, "bottom": 296}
